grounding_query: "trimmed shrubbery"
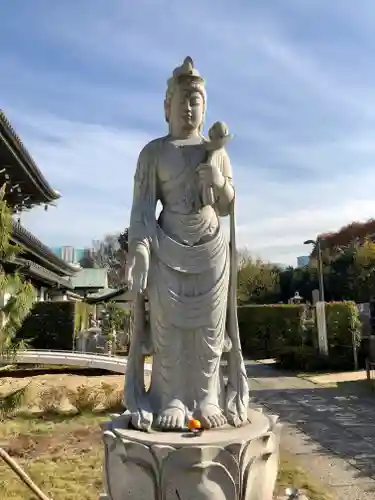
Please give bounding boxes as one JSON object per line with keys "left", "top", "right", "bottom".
{"left": 16, "top": 301, "right": 95, "bottom": 351}
{"left": 238, "top": 304, "right": 304, "bottom": 359}
{"left": 74, "top": 301, "right": 95, "bottom": 333}
{"left": 238, "top": 301, "right": 362, "bottom": 372}
{"left": 16, "top": 296, "right": 362, "bottom": 372}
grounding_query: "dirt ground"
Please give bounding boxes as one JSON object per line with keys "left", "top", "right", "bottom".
{"left": 1, "top": 371, "right": 154, "bottom": 414}
{"left": 0, "top": 413, "right": 330, "bottom": 500}
{"left": 0, "top": 372, "right": 125, "bottom": 397}
{"left": 4, "top": 424, "right": 102, "bottom": 459}
{"left": 0, "top": 370, "right": 330, "bottom": 500}
{"left": 0, "top": 414, "right": 106, "bottom": 500}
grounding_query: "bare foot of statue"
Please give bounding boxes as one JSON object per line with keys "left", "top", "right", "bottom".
{"left": 195, "top": 404, "right": 227, "bottom": 430}
{"left": 155, "top": 406, "right": 186, "bottom": 431}
{"left": 130, "top": 410, "right": 153, "bottom": 432}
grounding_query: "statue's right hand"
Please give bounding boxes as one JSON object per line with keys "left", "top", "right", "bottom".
{"left": 125, "top": 243, "right": 150, "bottom": 295}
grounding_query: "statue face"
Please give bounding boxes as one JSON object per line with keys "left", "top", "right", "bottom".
{"left": 169, "top": 85, "right": 204, "bottom": 132}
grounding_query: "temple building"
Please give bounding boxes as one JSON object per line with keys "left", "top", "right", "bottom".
{"left": 71, "top": 268, "right": 109, "bottom": 298}
{"left": 0, "top": 109, "right": 79, "bottom": 301}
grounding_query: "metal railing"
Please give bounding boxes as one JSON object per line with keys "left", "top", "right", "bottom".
{"left": 19, "top": 349, "right": 121, "bottom": 357}
{"left": 5, "top": 349, "right": 152, "bottom": 374}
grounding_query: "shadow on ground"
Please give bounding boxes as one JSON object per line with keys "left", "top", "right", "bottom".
{"left": 247, "top": 361, "right": 375, "bottom": 492}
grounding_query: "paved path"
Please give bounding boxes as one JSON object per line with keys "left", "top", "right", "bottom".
{"left": 246, "top": 360, "right": 375, "bottom": 499}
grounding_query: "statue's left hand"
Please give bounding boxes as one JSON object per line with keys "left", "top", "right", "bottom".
{"left": 125, "top": 243, "right": 149, "bottom": 295}
{"left": 197, "top": 163, "right": 225, "bottom": 189}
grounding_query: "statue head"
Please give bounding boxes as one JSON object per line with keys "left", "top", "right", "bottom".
{"left": 164, "top": 57, "right": 206, "bottom": 136}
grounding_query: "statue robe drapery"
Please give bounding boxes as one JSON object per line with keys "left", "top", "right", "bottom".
{"left": 124, "top": 137, "right": 249, "bottom": 428}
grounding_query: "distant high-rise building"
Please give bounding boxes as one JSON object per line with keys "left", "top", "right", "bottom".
{"left": 75, "top": 248, "right": 85, "bottom": 263}
{"left": 61, "top": 246, "right": 75, "bottom": 263}
{"left": 297, "top": 255, "right": 309, "bottom": 268}
{"left": 51, "top": 246, "right": 93, "bottom": 264}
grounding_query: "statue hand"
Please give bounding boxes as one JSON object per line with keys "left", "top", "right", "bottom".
{"left": 197, "top": 163, "right": 225, "bottom": 189}
{"left": 125, "top": 243, "right": 149, "bottom": 295}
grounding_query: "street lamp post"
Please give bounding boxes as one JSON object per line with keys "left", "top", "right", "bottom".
{"left": 304, "top": 238, "right": 325, "bottom": 302}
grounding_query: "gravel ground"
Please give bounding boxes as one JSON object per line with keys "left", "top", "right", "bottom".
{"left": 280, "top": 422, "right": 375, "bottom": 500}
{"left": 247, "top": 360, "right": 375, "bottom": 500}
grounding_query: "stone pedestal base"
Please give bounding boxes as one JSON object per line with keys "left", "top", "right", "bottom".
{"left": 100, "top": 409, "right": 281, "bottom": 500}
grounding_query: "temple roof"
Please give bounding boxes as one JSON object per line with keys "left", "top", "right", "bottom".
{"left": 11, "top": 220, "right": 78, "bottom": 277}
{"left": 0, "top": 110, "right": 80, "bottom": 286}
{"left": 14, "top": 257, "right": 74, "bottom": 289}
{"left": 0, "top": 110, "right": 60, "bottom": 210}
{"left": 71, "top": 268, "right": 109, "bottom": 289}
{"left": 86, "top": 287, "right": 125, "bottom": 303}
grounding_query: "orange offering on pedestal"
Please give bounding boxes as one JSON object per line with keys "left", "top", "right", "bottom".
{"left": 188, "top": 419, "right": 202, "bottom": 431}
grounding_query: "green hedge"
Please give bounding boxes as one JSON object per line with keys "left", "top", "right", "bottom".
{"left": 74, "top": 302, "right": 95, "bottom": 333}
{"left": 323, "top": 301, "right": 362, "bottom": 370}
{"left": 17, "top": 299, "right": 361, "bottom": 369}
{"left": 238, "top": 301, "right": 362, "bottom": 371}
{"left": 16, "top": 301, "right": 95, "bottom": 351}
{"left": 325, "top": 301, "right": 361, "bottom": 351}
{"left": 238, "top": 304, "right": 304, "bottom": 358}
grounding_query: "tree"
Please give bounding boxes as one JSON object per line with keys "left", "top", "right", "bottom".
{"left": 237, "top": 250, "right": 280, "bottom": 304}
{"left": 279, "top": 239, "right": 375, "bottom": 304}
{"left": 78, "top": 248, "right": 96, "bottom": 269}
{"left": 278, "top": 265, "right": 318, "bottom": 303}
{"left": 351, "top": 238, "right": 375, "bottom": 301}
{"left": 118, "top": 228, "right": 129, "bottom": 253}
{"left": 0, "top": 185, "right": 36, "bottom": 419}
{"left": 80, "top": 231, "right": 128, "bottom": 288}
{"left": 310, "top": 219, "right": 375, "bottom": 257}
{"left": 322, "top": 242, "right": 358, "bottom": 301}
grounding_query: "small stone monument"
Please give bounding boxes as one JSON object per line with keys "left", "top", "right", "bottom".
{"left": 100, "top": 57, "right": 281, "bottom": 500}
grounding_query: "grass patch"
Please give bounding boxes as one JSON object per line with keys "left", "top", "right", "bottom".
{"left": 0, "top": 414, "right": 105, "bottom": 499}
{"left": 0, "top": 414, "right": 332, "bottom": 500}
{"left": 1, "top": 450, "right": 103, "bottom": 499}
{"left": 0, "top": 413, "right": 107, "bottom": 440}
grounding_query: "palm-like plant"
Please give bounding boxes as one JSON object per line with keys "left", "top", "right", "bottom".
{"left": 0, "top": 184, "right": 36, "bottom": 419}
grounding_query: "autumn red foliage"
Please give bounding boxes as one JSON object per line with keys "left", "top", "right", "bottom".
{"left": 311, "top": 219, "right": 375, "bottom": 255}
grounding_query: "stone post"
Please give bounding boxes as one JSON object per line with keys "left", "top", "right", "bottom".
{"left": 315, "top": 301, "right": 328, "bottom": 356}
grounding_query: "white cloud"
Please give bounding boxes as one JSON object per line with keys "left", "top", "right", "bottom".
{"left": 13, "top": 109, "right": 375, "bottom": 267}
{"left": 1, "top": 0, "right": 375, "bottom": 267}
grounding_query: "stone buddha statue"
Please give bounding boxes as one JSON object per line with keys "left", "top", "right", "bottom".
{"left": 124, "top": 57, "right": 249, "bottom": 432}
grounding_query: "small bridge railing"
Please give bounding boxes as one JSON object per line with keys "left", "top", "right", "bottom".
{"left": 1, "top": 349, "right": 152, "bottom": 374}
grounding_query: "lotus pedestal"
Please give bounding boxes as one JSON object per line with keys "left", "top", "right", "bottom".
{"left": 100, "top": 409, "right": 281, "bottom": 500}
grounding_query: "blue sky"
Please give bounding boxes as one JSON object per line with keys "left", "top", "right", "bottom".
{"left": 1, "top": 1, "right": 375, "bottom": 265}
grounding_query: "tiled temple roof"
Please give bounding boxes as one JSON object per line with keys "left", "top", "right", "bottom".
{"left": 14, "top": 257, "right": 74, "bottom": 289}
{"left": 12, "top": 220, "right": 78, "bottom": 277}
{"left": 0, "top": 109, "right": 60, "bottom": 209}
